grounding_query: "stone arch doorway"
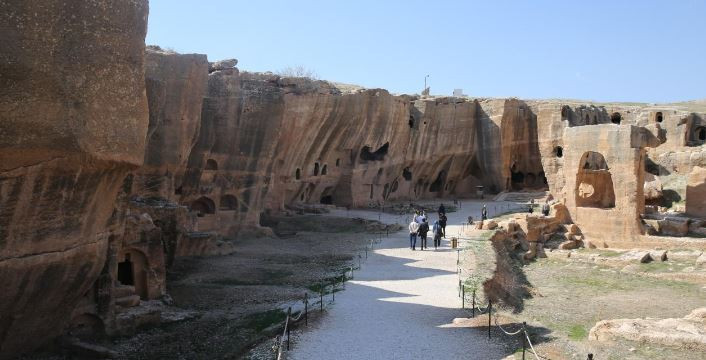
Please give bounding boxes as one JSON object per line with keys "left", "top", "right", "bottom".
{"left": 219, "top": 194, "right": 238, "bottom": 210}
{"left": 117, "top": 249, "right": 149, "bottom": 299}
{"left": 575, "top": 151, "right": 615, "bottom": 208}
{"left": 191, "top": 196, "right": 216, "bottom": 217}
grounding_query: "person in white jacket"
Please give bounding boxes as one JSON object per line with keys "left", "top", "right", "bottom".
{"left": 408, "top": 220, "right": 420, "bottom": 250}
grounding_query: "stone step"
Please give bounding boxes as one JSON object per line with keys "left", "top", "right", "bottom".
{"left": 115, "top": 295, "right": 140, "bottom": 308}
{"left": 114, "top": 285, "right": 136, "bottom": 298}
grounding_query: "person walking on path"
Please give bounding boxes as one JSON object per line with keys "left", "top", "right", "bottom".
{"left": 432, "top": 219, "right": 442, "bottom": 250}
{"left": 438, "top": 203, "right": 446, "bottom": 215}
{"left": 541, "top": 202, "right": 550, "bottom": 216}
{"left": 408, "top": 220, "right": 420, "bottom": 250}
{"left": 481, "top": 204, "right": 488, "bottom": 220}
{"left": 415, "top": 211, "right": 425, "bottom": 224}
{"left": 439, "top": 213, "right": 447, "bottom": 238}
{"left": 417, "top": 219, "right": 429, "bottom": 250}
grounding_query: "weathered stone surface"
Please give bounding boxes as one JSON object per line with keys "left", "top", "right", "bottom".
{"left": 483, "top": 220, "right": 498, "bottom": 230}
{"left": 208, "top": 58, "right": 238, "bottom": 72}
{"left": 686, "top": 166, "right": 706, "bottom": 218}
{"left": 657, "top": 217, "right": 690, "bottom": 236}
{"left": 589, "top": 308, "right": 706, "bottom": 351}
{"left": 644, "top": 172, "right": 663, "bottom": 201}
{"left": 0, "top": 1, "right": 149, "bottom": 357}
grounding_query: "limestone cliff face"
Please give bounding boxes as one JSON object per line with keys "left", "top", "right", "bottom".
{"left": 0, "top": 0, "right": 149, "bottom": 357}
{"left": 176, "top": 70, "right": 549, "bottom": 236}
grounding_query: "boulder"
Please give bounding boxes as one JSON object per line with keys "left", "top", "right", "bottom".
{"left": 644, "top": 173, "right": 663, "bottom": 201}
{"left": 686, "top": 167, "right": 706, "bottom": 218}
{"left": 558, "top": 239, "right": 583, "bottom": 250}
{"left": 484, "top": 220, "right": 498, "bottom": 230}
{"left": 650, "top": 250, "right": 668, "bottom": 262}
{"left": 589, "top": 308, "right": 706, "bottom": 351}
{"left": 476, "top": 220, "right": 484, "bottom": 230}
{"left": 657, "top": 217, "right": 690, "bottom": 236}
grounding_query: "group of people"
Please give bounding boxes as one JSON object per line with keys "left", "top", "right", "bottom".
{"left": 408, "top": 205, "right": 448, "bottom": 251}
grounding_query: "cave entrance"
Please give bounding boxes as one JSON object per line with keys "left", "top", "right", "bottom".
{"left": 656, "top": 112, "right": 663, "bottom": 123}
{"left": 191, "top": 196, "right": 216, "bottom": 217}
{"left": 429, "top": 170, "right": 446, "bottom": 192}
{"left": 321, "top": 164, "right": 328, "bottom": 175}
{"left": 219, "top": 194, "right": 238, "bottom": 211}
{"left": 295, "top": 168, "right": 301, "bottom": 180}
{"left": 117, "top": 250, "right": 149, "bottom": 299}
{"left": 575, "top": 151, "right": 615, "bottom": 208}
{"left": 408, "top": 115, "right": 415, "bottom": 128}
{"left": 205, "top": 159, "right": 218, "bottom": 170}
{"left": 611, "top": 112, "right": 622, "bottom": 124}
{"left": 554, "top": 146, "right": 563, "bottom": 158}
{"left": 360, "top": 142, "right": 390, "bottom": 161}
{"left": 402, "top": 167, "right": 412, "bottom": 181}
{"left": 320, "top": 195, "right": 333, "bottom": 204}
{"left": 313, "top": 162, "right": 320, "bottom": 176}
{"left": 698, "top": 127, "right": 706, "bottom": 141}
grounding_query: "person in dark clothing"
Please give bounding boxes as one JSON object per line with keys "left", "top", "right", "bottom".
{"left": 417, "top": 220, "right": 429, "bottom": 250}
{"left": 438, "top": 203, "right": 446, "bottom": 215}
{"left": 481, "top": 205, "right": 488, "bottom": 220}
{"left": 439, "top": 213, "right": 447, "bottom": 237}
{"left": 527, "top": 203, "right": 533, "bottom": 213}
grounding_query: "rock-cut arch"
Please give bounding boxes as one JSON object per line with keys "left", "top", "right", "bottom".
{"left": 191, "top": 196, "right": 216, "bottom": 216}
{"left": 575, "top": 151, "right": 615, "bottom": 208}
{"left": 219, "top": 194, "right": 238, "bottom": 210}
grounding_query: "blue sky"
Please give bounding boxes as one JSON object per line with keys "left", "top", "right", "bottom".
{"left": 146, "top": 0, "right": 706, "bottom": 103}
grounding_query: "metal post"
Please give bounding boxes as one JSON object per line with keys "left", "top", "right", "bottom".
{"left": 522, "top": 321, "right": 527, "bottom": 360}
{"left": 286, "top": 307, "right": 291, "bottom": 350}
{"left": 332, "top": 280, "right": 335, "bottom": 301}
{"left": 342, "top": 274, "right": 346, "bottom": 289}
{"left": 458, "top": 280, "right": 461, "bottom": 297}
{"left": 304, "top": 294, "right": 308, "bottom": 326}
{"left": 462, "top": 285, "right": 465, "bottom": 309}
{"left": 365, "top": 246, "right": 368, "bottom": 259}
{"left": 488, "top": 299, "right": 492, "bottom": 339}
{"left": 456, "top": 249, "right": 460, "bottom": 264}
{"left": 320, "top": 279, "right": 323, "bottom": 311}
{"left": 472, "top": 290, "right": 476, "bottom": 317}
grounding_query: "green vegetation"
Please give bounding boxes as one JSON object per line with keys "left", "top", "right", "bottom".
{"left": 568, "top": 324, "right": 587, "bottom": 340}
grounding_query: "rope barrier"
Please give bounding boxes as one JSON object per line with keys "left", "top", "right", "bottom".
{"left": 524, "top": 330, "right": 541, "bottom": 360}
{"left": 494, "top": 316, "right": 523, "bottom": 336}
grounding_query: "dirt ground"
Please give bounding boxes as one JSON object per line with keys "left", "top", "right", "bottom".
{"left": 462, "top": 225, "right": 706, "bottom": 360}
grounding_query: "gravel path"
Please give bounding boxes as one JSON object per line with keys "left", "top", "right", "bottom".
{"left": 289, "top": 200, "right": 512, "bottom": 360}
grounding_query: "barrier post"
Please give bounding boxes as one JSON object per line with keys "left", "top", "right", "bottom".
{"left": 472, "top": 290, "right": 476, "bottom": 317}
{"left": 488, "top": 299, "right": 492, "bottom": 339}
{"left": 320, "top": 279, "right": 323, "bottom": 311}
{"left": 365, "top": 246, "right": 368, "bottom": 259}
{"left": 342, "top": 274, "right": 346, "bottom": 290}
{"left": 304, "top": 293, "right": 308, "bottom": 326}
{"left": 462, "top": 285, "right": 465, "bottom": 309}
{"left": 332, "top": 279, "right": 335, "bottom": 302}
{"left": 522, "top": 321, "right": 527, "bottom": 360}
{"left": 286, "top": 307, "right": 291, "bottom": 350}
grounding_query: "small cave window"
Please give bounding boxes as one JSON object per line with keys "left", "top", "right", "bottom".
{"left": 360, "top": 142, "right": 390, "bottom": 161}
{"left": 320, "top": 195, "right": 333, "bottom": 205}
{"left": 575, "top": 151, "right": 615, "bottom": 208}
{"left": 382, "top": 183, "right": 390, "bottom": 199}
{"left": 390, "top": 180, "right": 399, "bottom": 193}
{"left": 205, "top": 159, "right": 218, "bottom": 170}
{"left": 117, "top": 253, "right": 134, "bottom": 286}
{"left": 191, "top": 196, "right": 216, "bottom": 217}
{"left": 656, "top": 112, "right": 663, "bottom": 123}
{"left": 295, "top": 168, "right": 301, "bottom": 180}
{"left": 174, "top": 186, "right": 183, "bottom": 195}
{"left": 219, "top": 194, "right": 238, "bottom": 210}
{"left": 313, "top": 162, "right": 320, "bottom": 176}
{"left": 429, "top": 170, "right": 446, "bottom": 192}
{"left": 408, "top": 115, "right": 415, "bottom": 128}
{"left": 369, "top": 184, "right": 374, "bottom": 199}
{"left": 584, "top": 114, "right": 590, "bottom": 124}
{"left": 321, "top": 164, "right": 328, "bottom": 175}
{"left": 402, "top": 167, "right": 412, "bottom": 181}
{"left": 610, "top": 112, "right": 622, "bottom": 124}
{"left": 697, "top": 127, "right": 706, "bottom": 141}
{"left": 561, "top": 105, "right": 570, "bottom": 120}
{"left": 554, "top": 146, "right": 563, "bottom": 158}
{"left": 377, "top": 168, "right": 383, "bottom": 176}
{"left": 335, "top": 158, "right": 340, "bottom": 167}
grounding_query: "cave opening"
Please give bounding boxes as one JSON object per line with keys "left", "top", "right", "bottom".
{"left": 408, "top": 115, "right": 415, "bottom": 128}
{"left": 191, "top": 197, "right": 216, "bottom": 217}
{"left": 205, "top": 159, "right": 218, "bottom": 170}
{"left": 320, "top": 195, "right": 333, "bottom": 205}
{"left": 335, "top": 158, "right": 340, "bottom": 167}
{"left": 575, "top": 151, "right": 615, "bottom": 208}
{"left": 321, "top": 164, "right": 328, "bottom": 175}
{"left": 313, "top": 162, "right": 320, "bottom": 176}
{"left": 117, "top": 254, "right": 134, "bottom": 286}
{"left": 402, "top": 167, "right": 412, "bottom": 181}
{"left": 429, "top": 170, "right": 446, "bottom": 192}
{"left": 390, "top": 180, "right": 399, "bottom": 193}
{"left": 610, "top": 112, "right": 622, "bottom": 124}
{"left": 555, "top": 146, "right": 563, "bottom": 158}
{"left": 656, "top": 112, "right": 663, "bottom": 123}
{"left": 584, "top": 114, "right": 590, "bottom": 124}
{"left": 698, "top": 127, "right": 706, "bottom": 141}
{"left": 369, "top": 184, "right": 374, "bottom": 199}
{"left": 219, "top": 194, "right": 238, "bottom": 210}
{"left": 295, "top": 168, "right": 301, "bottom": 180}
{"left": 360, "top": 142, "right": 390, "bottom": 161}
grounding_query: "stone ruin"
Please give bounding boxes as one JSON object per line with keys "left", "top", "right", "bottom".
{"left": 1, "top": 1, "right": 705, "bottom": 357}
